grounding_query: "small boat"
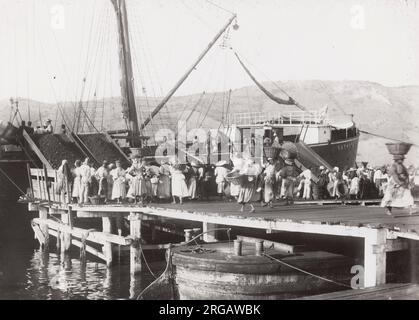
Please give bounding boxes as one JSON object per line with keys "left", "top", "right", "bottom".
{"left": 171, "top": 240, "right": 354, "bottom": 300}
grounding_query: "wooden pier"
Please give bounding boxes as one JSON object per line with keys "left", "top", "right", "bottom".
{"left": 23, "top": 165, "right": 419, "bottom": 293}
{"left": 26, "top": 194, "right": 419, "bottom": 289}
{"left": 297, "top": 283, "right": 419, "bottom": 300}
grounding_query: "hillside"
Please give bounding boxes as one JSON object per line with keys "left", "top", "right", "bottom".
{"left": 1, "top": 80, "right": 418, "bottom": 166}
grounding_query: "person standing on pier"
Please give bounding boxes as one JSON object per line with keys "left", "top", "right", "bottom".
{"left": 56, "top": 159, "right": 72, "bottom": 204}
{"left": 188, "top": 162, "right": 199, "bottom": 200}
{"left": 111, "top": 160, "right": 127, "bottom": 204}
{"left": 215, "top": 160, "right": 229, "bottom": 200}
{"left": 157, "top": 159, "right": 171, "bottom": 200}
{"left": 237, "top": 159, "right": 260, "bottom": 212}
{"left": 107, "top": 163, "right": 115, "bottom": 202}
{"left": 262, "top": 157, "right": 276, "bottom": 208}
{"left": 381, "top": 155, "right": 414, "bottom": 215}
{"left": 71, "top": 160, "right": 82, "bottom": 203}
{"left": 126, "top": 156, "right": 147, "bottom": 204}
{"left": 79, "top": 158, "right": 93, "bottom": 204}
{"left": 170, "top": 161, "right": 189, "bottom": 204}
{"left": 96, "top": 160, "right": 109, "bottom": 202}
{"left": 279, "top": 159, "right": 298, "bottom": 205}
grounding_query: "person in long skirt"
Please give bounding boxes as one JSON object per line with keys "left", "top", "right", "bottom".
{"left": 262, "top": 158, "right": 276, "bottom": 208}
{"left": 158, "top": 159, "right": 171, "bottom": 200}
{"left": 126, "top": 157, "right": 147, "bottom": 204}
{"left": 106, "top": 163, "right": 115, "bottom": 202}
{"left": 381, "top": 155, "right": 415, "bottom": 215}
{"left": 79, "top": 158, "right": 93, "bottom": 204}
{"left": 215, "top": 160, "right": 229, "bottom": 200}
{"left": 170, "top": 163, "right": 189, "bottom": 204}
{"left": 95, "top": 160, "right": 109, "bottom": 202}
{"left": 237, "top": 159, "right": 260, "bottom": 212}
{"left": 188, "top": 162, "right": 199, "bottom": 200}
{"left": 56, "top": 159, "right": 72, "bottom": 204}
{"left": 111, "top": 160, "right": 127, "bottom": 203}
{"left": 71, "top": 160, "right": 82, "bottom": 203}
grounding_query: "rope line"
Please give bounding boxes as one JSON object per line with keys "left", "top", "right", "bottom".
{"left": 263, "top": 251, "right": 352, "bottom": 289}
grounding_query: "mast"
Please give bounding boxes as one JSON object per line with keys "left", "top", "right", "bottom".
{"left": 110, "top": 0, "right": 140, "bottom": 146}
{"left": 140, "top": 14, "right": 238, "bottom": 131}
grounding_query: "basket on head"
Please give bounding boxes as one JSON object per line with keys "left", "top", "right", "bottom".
{"left": 263, "top": 146, "right": 278, "bottom": 159}
{"left": 385, "top": 142, "right": 412, "bottom": 156}
{"left": 225, "top": 171, "right": 244, "bottom": 185}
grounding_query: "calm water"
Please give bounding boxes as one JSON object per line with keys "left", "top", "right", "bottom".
{"left": 0, "top": 202, "right": 160, "bottom": 300}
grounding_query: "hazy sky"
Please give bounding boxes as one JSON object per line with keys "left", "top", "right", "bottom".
{"left": 0, "top": 0, "right": 418, "bottom": 104}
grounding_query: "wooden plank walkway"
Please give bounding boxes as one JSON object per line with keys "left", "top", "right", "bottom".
{"left": 71, "top": 200, "right": 419, "bottom": 235}
{"left": 40, "top": 199, "right": 419, "bottom": 288}
{"left": 297, "top": 283, "right": 419, "bottom": 300}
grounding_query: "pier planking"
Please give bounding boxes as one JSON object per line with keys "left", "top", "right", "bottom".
{"left": 28, "top": 199, "right": 419, "bottom": 289}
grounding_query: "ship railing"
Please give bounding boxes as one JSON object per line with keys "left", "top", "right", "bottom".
{"left": 228, "top": 111, "right": 330, "bottom": 126}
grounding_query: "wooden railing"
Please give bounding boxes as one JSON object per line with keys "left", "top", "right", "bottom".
{"left": 29, "top": 166, "right": 61, "bottom": 203}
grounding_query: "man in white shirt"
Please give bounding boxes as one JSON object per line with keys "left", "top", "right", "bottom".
{"left": 44, "top": 119, "right": 53, "bottom": 133}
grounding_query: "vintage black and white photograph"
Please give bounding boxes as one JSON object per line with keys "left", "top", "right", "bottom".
{"left": 0, "top": 0, "right": 419, "bottom": 303}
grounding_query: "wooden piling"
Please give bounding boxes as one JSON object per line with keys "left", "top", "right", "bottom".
{"left": 129, "top": 212, "right": 142, "bottom": 274}
{"left": 364, "top": 228, "right": 387, "bottom": 288}
{"left": 203, "top": 222, "right": 217, "bottom": 242}
{"left": 102, "top": 217, "right": 114, "bottom": 267}
{"left": 60, "top": 213, "right": 72, "bottom": 253}
{"left": 39, "top": 207, "right": 49, "bottom": 250}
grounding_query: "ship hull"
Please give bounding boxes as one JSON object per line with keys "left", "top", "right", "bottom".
{"left": 309, "top": 135, "right": 359, "bottom": 169}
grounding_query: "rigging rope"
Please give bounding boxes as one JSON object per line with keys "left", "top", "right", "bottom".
{"left": 0, "top": 166, "right": 27, "bottom": 196}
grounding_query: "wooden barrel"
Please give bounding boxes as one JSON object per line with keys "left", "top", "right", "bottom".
{"left": 172, "top": 242, "right": 353, "bottom": 300}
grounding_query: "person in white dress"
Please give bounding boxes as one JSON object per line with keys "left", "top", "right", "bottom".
{"left": 126, "top": 157, "right": 147, "bottom": 204}
{"left": 157, "top": 159, "right": 171, "bottom": 200}
{"left": 228, "top": 153, "right": 243, "bottom": 199}
{"left": 170, "top": 163, "right": 189, "bottom": 204}
{"left": 111, "top": 160, "right": 126, "bottom": 203}
{"left": 214, "top": 160, "right": 229, "bottom": 199}
{"left": 262, "top": 158, "right": 276, "bottom": 207}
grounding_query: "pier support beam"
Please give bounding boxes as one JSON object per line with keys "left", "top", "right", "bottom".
{"left": 60, "top": 213, "right": 72, "bottom": 253}
{"left": 203, "top": 222, "right": 217, "bottom": 242}
{"left": 39, "top": 207, "right": 49, "bottom": 250}
{"left": 102, "top": 217, "right": 114, "bottom": 267}
{"left": 129, "top": 213, "right": 143, "bottom": 274}
{"left": 364, "top": 229, "right": 387, "bottom": 288}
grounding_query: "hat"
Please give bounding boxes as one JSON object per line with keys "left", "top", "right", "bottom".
{"left": 191, "top": 162, "right": 200, "bottom": 167}
{"left": 102, "top": 160, "right": 108, "bottom": 165}
{"left": 333, "top": 166, "right": 339, "bottom": 172}
{"left": 216, "top": 160, "right": 227, "bottom": 167}
{"left": 46, "top": 119, "right": 52, "bottom": 123}
{"left": 319, "top": 165, "right": 325, "bottom": 170}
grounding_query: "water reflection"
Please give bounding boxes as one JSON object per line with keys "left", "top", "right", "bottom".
{"left": 0, "top": 244, "right": 160, "bottom": 300}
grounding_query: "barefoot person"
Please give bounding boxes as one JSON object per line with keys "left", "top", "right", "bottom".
{"left": 381, "top": 154, "right": 414, "bottom": 215}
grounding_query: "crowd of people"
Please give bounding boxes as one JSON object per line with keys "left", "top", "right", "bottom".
{"left": 53, "top": 151, "right": 419, "bottom": 214}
